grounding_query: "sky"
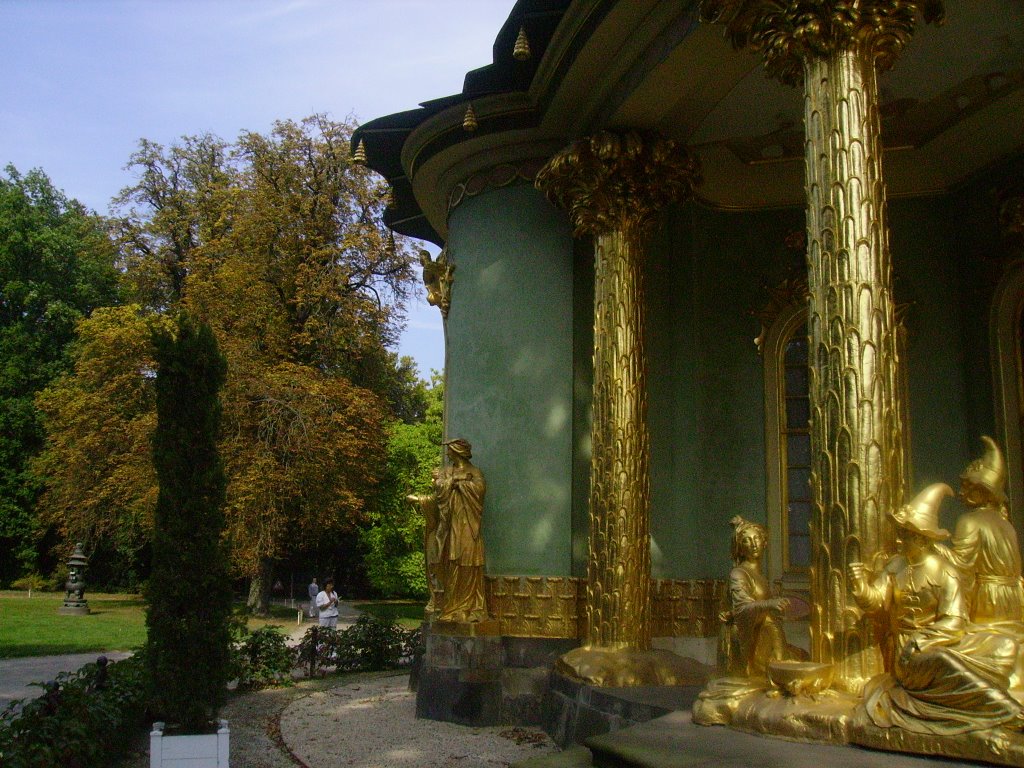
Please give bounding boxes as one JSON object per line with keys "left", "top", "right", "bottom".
{"left": 0, "top": 0, "right": 515, "bottom": 378}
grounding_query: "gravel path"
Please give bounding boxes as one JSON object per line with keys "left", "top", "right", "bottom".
{"left": 115, "top": 671, "right": 556, "bottom": 768}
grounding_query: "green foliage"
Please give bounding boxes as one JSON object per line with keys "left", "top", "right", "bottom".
{"left": 361, "top": 378, "right": 443, "bottom": 598}
{"left": 231, "top": 625, "right": 294, "bottom": 690}
{"left": 295, "top": 616, "right": 419, "bottom": 677}
{"left": 146, "top": 313, "right": 232, "bottom": 732}
{"left": 0, "top": 166, "right": 121, "bottom": 582}
{"left": 0, "top": 653, "right": 149, "bottom": 768}
{"left": 9, "top": 573, "right": 49, "bottom": 593}
{"left": 33, "top": 306, "right": 169, "bottom": 580}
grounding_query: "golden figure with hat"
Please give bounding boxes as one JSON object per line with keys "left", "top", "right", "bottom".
{"left": 433, "top": 438, "right": 487, "bottom": 623}
{"left": 849, "top": 482, "right": 1024, "bottom": 736}
{"left": 951, "top": 436, "right": 1024, "bottom": 627}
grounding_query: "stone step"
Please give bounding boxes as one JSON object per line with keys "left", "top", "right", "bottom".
{"left": 521, "top": 704, "right": 997, "bottom": 768}
{"left": 580, "top": 710, "right": 989, "bottom": 768}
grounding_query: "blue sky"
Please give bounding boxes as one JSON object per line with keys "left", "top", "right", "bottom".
{"left": 0, "top": 0, "right": 514, "bottom": 377}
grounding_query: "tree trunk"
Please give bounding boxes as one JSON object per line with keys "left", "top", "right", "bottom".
{"left": 246, "top": 558, "right": 273, "bottom": 616}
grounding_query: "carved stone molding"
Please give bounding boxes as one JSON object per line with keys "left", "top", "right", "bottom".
{"left": 700, "top": 0, "right": 945, "bottom": 86}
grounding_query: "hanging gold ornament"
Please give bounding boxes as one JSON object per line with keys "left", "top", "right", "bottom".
{"left": 352, "top": 138, "right": 367, "bottom": 165}
{"left": 513, "top": 26, "right": 531, "bottom": 60}
{"left": 462, "top": 103, "right": 478, "bottom": 132}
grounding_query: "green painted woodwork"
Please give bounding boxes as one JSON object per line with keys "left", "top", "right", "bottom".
{"left": 443, "top": 155, "right": 1020, "bottom": 582}
{"left": 445, "top": 184, "right": 575, "bottom": 576}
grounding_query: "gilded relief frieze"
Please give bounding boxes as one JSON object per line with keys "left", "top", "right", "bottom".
{"left": 484, "top": 575, "right": 723, "bottom": 640}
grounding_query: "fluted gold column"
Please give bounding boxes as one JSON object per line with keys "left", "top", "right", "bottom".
{"left": 536, "top": 130, "right": 701, "bottom": 686}
{"left": 701, "top": 2, "right": 943, "bottom": 690}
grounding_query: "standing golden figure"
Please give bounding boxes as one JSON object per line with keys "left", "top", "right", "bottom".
{"left": 434, "top": 438, "right": 487, "bottom": 624}
{"left": 849, "top": 482, "right": 1024, "bottom": 736}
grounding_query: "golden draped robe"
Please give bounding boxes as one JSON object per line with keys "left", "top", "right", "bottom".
{"left": 434, "top": 462, "right": 486, "bottom": 622}
{"left": 856, "top": 549, "right": 1023, "bottom": 735}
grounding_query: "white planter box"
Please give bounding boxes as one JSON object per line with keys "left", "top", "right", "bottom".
{"left": 150, "top": 719, "right": 229, "bottom": 768}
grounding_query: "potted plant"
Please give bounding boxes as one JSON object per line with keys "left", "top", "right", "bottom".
{"left": 146, "top": 314, "right": 233, "bottom": 767}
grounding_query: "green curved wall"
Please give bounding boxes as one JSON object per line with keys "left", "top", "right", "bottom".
{"left": 440, "top": 156, "right": 1019, "bottom": 583}
{"left": 445, "top": 183, "right": 575, "bottom": 576}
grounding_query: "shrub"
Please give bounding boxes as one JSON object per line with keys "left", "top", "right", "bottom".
{"left": 232, "top": 626, "right": 294, "bottom": 690}
{"left": 0, "top": 653, "right": 149, "bottom": 768}
{"left": 295, "top": 616, "right": 418, "bottom": 677}
{"left": 146, "top": 315, "right": 232, "bottom": 732}
{"left": 10, "top": 573, "right": 50, "bottom": 594}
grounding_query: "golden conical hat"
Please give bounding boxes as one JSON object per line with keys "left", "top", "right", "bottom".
{"left": 890, "top": 483, "right": 953, "bottom": 540}
{"left": 960, "top": 435, "right": 1007, "bottom": 503}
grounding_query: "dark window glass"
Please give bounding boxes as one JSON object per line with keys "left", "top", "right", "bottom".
{"left": 787, "top": 433, "right": 811, "bottom": 466}
{"left": 789, "top": 534, "right": 811, "bottom": 568}
{"left": 788, "top": 466, "right": 811, "bottom": 501}
{"left": 784, "top": 335, "right": 807, "bottom": 366}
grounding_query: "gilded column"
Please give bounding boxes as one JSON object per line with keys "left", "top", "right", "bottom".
{"left": 536, "top": 130, "right": 701, "bottom": 685}
{"left": 701, "top": 1, "right": 943, "bottom": 690}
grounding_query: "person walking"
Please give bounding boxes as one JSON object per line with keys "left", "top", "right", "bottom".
{"left": 307, "top": 577, "right": 319, "bottom": 619}
{"left": 316, "top": 578, "right": 339, "bottom": 629}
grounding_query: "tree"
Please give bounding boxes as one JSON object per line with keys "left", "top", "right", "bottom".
{"left": 361, "top": 376, "right": 443, "bottom": 597}
{"left": 0, "top": 166, "right": 121, "bottom": 582}
{"left": 37, "top": 116, "right": 419, "bottom": 609}
{"left": 146, "top": 313, "right": 232, "bottom": 732}
{"left": 33, "top": 306, "right": 169, "bottom": 582}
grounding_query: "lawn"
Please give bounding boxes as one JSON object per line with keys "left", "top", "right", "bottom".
{"left": 0, "top": 591, "right": 147, "bottom": 658}
{"left": 355, "top": 600, "right": 424, "bottom": 628}
{"left": 0, "top": 592, "right": 425, "bottom": 658}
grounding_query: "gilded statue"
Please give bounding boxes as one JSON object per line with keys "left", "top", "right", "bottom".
{"left": 720, "top": 516, "right": 791, "bottom": 678}
{"left": 418, "top": 248, "right": 454, "bottom": 319}
{"left": 950, "top": 436, "right": 1024, "bottom": 627}
{"left": 405, "top": 489, "right": 443, "bottom": 619}
{"left": 434, "top": 438, "right": 487, "bottom": 623}
{"left": 849, "top": 483, "right": 1024, "bottom": 736}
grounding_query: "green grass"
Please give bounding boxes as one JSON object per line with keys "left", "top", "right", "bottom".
{"left": 0, "top": 592, "right": 426, "bottom": 657}
{"left": 355, "top": 600, "right": 425, "bottom": 628}
{"left": 0, "top": 591, "right": 147, "bottom": 658}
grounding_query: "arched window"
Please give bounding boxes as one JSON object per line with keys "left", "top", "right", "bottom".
{"left": 761, "top": 283, "right": 912, "bottom": 591}
{"left": 762, "top": 303, "right": 810, "bottom": 589}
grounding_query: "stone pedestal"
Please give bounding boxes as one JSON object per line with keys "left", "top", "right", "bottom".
{"left": 415, "top": 622, "right": 578, "bottom": 727}
{"left": 58, "top": 601, "right": 90, "bottom": 615}
{"left": 416, "top": 621, "right": 503, "bottom": 726}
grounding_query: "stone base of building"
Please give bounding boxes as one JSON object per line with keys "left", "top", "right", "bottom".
{"left": 694, "top": 683, "right": 1024, "bottom": 767}
{"left": 415, "top": 624, "right": 578, "bottom": 727}
{"left": 543, "top": 670, "right": 707, "bottom": 749}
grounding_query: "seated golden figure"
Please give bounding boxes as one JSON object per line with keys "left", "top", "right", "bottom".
{"left": 849, "top": 483, "right": 1024, "bottom": 736}
{"left": 720, "top": 516, "right": 792, "bottom": 679}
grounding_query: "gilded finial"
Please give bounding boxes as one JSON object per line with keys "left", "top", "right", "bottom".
{"left": 352, "top": 139, "right": 367, "bottom": 165}
{"left": 462, "top": 103, "right": 478, "bottom": 132}
{"left": 513, "top": 26, "right": 531, "bottom": 61}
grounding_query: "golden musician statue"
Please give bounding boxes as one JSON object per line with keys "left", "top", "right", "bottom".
{"left": 849, "top": 480, "right": 1024, "bottom": 735}
{"left": 697, "top": 437, "right": 1024, "bottom": 764}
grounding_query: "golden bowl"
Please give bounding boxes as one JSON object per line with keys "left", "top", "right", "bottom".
{"left": 767, "top": 660, "right": 833, "bottom": 696}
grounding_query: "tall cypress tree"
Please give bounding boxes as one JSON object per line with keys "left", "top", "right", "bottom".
{"left": 146, "top": 313, "right": 231, "bottom": 732}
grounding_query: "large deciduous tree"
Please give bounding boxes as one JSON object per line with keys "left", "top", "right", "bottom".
{"left": 0, "top": 166, "right": 121, "bottom": 581}
{"left": 36, "top": 116, "right": 417, "bottom": 608}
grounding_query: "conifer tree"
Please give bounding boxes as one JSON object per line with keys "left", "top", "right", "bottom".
{"left": 146, "top": 313, "right": 231, "bottom": 731}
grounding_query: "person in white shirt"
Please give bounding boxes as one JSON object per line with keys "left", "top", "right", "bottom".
{"left": 315, "top": 578, "right": 339, "bottom": 628}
